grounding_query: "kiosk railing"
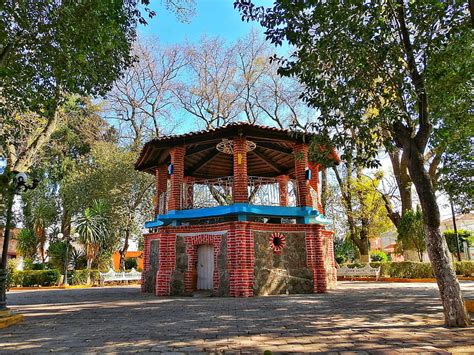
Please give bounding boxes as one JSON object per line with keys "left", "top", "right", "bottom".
{"left": 179, "top": 176, "right": 299, "bottom": 209}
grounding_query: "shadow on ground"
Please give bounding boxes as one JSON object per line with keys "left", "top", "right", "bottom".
{"left": 1, "top": 282, "right": 473, "bottom": 353}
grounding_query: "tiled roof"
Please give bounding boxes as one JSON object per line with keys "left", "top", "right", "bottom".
{"left": 145, "top": 122, "right": 317, "bottom": 144}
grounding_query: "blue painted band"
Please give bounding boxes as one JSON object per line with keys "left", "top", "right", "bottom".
{"left": 144, "top": 203, "right": 332, "bottom": 227}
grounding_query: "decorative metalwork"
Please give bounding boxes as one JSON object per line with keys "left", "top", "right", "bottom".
{"left": 269, "top": 232, "right": 286, "bottom": 254}
{"left": 176, "top": 176, "right": 300, "bottom": 210}
{"left": 181, "top": 176, "right": 234, "bottom": 209}
{"left": 248, "top": 176, "right": 299, "bottom": 207}
{"left": 157, "top": 191, "right": 168, "bottom": 215}
{"left": 216, "top": 139, "right": 256, "bottom": 155}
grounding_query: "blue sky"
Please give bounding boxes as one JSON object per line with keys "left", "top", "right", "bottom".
{"left": 139, "top": 0, "right": 270, "bottom": 45}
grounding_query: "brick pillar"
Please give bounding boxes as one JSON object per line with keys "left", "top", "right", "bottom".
{"left": 277, "top": 175, "right": 289, "bottom": 206}
{"left": 184, "top": 243, "right": 197, "bottom": 294}
{"left": 155, "top": 233, "right": 176, "bottom": 296}
{"left": 314, "top": 226, "right": 327, "bottom": 293}
{"left": 293, "top": 144, "right": 312, "bottom": 207}
{"left": 228, "top": 223, "right": 254, "bottom": 297}
{"left": 308, "top": 162, "right": 322, "bottom": 213}
{"left": 155, "top": 164, "right": 168, "bottom": 215}
{"left": 168, "top": 146, "right": 185, "bottom": 211}
{"left": 233, "top": 137, "right": 248, "bottom": 203}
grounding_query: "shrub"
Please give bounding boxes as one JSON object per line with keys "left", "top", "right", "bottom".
{"left": 389, "top": 261, "right": 433, "bottom": 278}
{"left": 10, "top": 270, "right": 61, "bottom": 287}
{"left": 454, "top": 261, "right": 474, "bottom": 277}
{"left": 343, "top": 261, "right": 474, "bottom": 279}
{"left": 70, "top": 269, "right": 100, "bottom": 285}
{"left": 444, "top": 230, "right": 474, "bottom": 254}
{"left": 124, "top": 257, "right": 138, "bottom": 270}
{"left": 370, "top": 250, "right": 389, "bottom": 262}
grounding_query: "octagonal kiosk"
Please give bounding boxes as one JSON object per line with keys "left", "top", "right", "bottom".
{"left": 135, "top": 123, "right": 340, "bottom": 297}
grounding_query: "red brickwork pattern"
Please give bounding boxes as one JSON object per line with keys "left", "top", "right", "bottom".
{"left": 155, "top": 233, "right": 177, "bottom": 296}
{"left": 308, "top": 162, "right": 323, "bottom": 214}
{"left": 155, "top": 164, "right": 168, "bottom": 215}
{"left": 168, "top": 146, "right": 185, "bottom": 211}
{"left": 183, "top": 234, "right": 223, "bottom": 293}
{"left": 143, "top": 221, "right": 335, "bottom": 297}
{"left": 293, "top": 144, "right": 313, "bottom": 207}
{"left": 233, "top": 137, "right": 249, "bottom": 203}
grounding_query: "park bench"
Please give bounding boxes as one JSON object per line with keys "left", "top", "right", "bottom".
{"left": 99, "top": 268, "right": 142, "bottom": 286}
{"left": 337, "top": 264, "right": 381, "bottom": 280}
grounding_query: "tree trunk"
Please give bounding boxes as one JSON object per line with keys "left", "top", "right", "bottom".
{"left": 349, "top": 231, "right": 369, "bottom": 262}
{"left": 405, "top": 142, "right": 471, "bottom": 327}
{"left": 389, "top": 148, "right": 412, "bottom": 217}
{"left": 61, "top": 209, "right": 71, "bottom": 240}
{"left": 119, "top": 229, "right": 130, "bottom": 271}
{"left": 321, "top": 168, "right": 328, "bottom": 213}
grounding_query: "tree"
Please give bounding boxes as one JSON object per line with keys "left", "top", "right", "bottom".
{"left": 15, "top": 229, "right": 37, "bottom": 261}
{"left": 396, "top": 207, "right": 427, "bottom": 262}
{"left": 75, "top": 200, "right": 110, "bottom": 272}
{"left": 329, "top": 150, "right": 392, "bottom": 262}
{"left": 175, "top": 31, "right": 318, "bottom": 129}
{"left": 0, "top": 1, "right": 157, "bottom": 301}
{"left": 334, "top": 237, "right": 356, "bottom": 265}
{"left": 444, "top": 230, "right": 474, "bottom": 256}
{"left": 47, "top": 240, "right": 71, "bottom": 274}
{"left": 105, "top": 39, "right": 187, "bottom": 147}
{"left": 236, "top": 0, "right": 472, "bottom": 327}
{"left": 64, "top": 142, "right": 153, "bottom": 271}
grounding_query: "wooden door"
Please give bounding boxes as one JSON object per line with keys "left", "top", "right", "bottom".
{"left": 197, "top": 245, "right": 214, "bottom": 290}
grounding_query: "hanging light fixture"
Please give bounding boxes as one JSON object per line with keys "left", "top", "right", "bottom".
{"left": 216, "top": 139, "right": 256, "bottom": 155}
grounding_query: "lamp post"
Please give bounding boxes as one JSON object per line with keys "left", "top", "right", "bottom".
{"left": 1, "top": 171, "right": 39, "bottom": 312}
{"left": 60, "top": 232, "right": 79, "bottom": 286}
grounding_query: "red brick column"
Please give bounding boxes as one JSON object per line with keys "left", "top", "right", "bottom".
{"left": 308, "top": 162, "right": 321, "bottom": 212}
{"left": 233, "top": 137, "right": 248, "bottom": 203}
{"left": 168, "top": 146, "right": 185, "bottom": 211}
{"left": 155, "top": 164, "right": 168, "bottom": 215}
{"left": 155, "top": 233, "right": 176, "bottom": 296}
{"left": 293, "top": 143, "right": 312, "bottom": 207}
{"left": 228, "top": 223, "right": 254, "bottom": 297}
{"left": 277, "top": 175, "right": 289, "bottom": 206}
{"left": 314, "top": 226, "right": 327, "bottom": 293}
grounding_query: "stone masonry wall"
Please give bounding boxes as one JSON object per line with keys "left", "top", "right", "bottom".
{"left": 253, "top": 231, "right": 313, "bottom": 295}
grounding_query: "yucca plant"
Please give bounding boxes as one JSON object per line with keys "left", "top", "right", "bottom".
{"left": 75, "top": 200, "right": 109, "bottom": 272}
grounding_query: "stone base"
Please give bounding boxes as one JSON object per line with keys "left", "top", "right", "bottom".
{"left": 0, "top": 309, "right": 24, "bottom": 329}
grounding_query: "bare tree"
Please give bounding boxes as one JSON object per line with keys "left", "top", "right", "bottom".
{"left": 175, "top": 37, "right": 244, "bottom": 128}
{"left": 105, "top": 38, "right": 187, "bottom": 147}
{"left": 175, "top": 31, "right": 319, "bottom": 130}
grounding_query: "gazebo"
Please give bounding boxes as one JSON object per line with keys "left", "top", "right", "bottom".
{"left": 135, "top": 123, "right": 339, "bottom": 297}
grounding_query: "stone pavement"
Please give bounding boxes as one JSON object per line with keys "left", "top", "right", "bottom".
{"left": 0, "top": 281, "right": 473, "bottom": 353}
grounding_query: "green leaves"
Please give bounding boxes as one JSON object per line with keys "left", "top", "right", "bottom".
{"left": 75, "top": 200, "right": 110, "bottom": 248}
{"left": 396, "top": 207, "right": 426, "bottom": 261}
{"left": 15, "top": 229, "right": 38, "bottom": 260}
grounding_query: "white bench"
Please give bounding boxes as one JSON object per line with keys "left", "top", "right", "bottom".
{"left": 100, "top": 268, "right": 142, "bottom": 285}
{"left": 337, "top": 264, "right": 381, "bottom": 280}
